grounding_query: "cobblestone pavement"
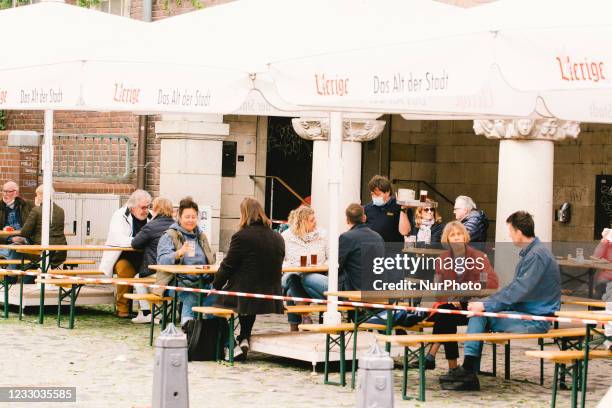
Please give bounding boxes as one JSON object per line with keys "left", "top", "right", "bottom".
{"left": 0, "top": 306, "right": 610, "bottom": 408}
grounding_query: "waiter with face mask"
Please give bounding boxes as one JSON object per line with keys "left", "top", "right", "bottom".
{"left": 363, "top": 175, "right": 412, "bottom": 243}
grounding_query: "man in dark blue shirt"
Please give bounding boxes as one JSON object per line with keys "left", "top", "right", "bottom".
{"left": 363, "top": 175, "right": 411, "bottom": 243}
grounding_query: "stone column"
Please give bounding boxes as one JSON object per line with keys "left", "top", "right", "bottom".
{"left": 474, "top": 118, "right": 580, "bottom": 282}
{"left": 292, "top": 117, "right": 386, "bottom": 233}
{"left": 155, "top": 114, "right": 229, "bottom": 253}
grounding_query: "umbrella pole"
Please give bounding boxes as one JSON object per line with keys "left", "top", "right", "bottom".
{"left": 38, "top": 109, "right": 54, "bottom": 325}
{"left": 323, "top": 112, "right": 342, "bottom": 325}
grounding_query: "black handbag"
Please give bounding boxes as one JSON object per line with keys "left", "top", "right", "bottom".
{"left": 184, "top": 317, "right": 229, "bottom": 361}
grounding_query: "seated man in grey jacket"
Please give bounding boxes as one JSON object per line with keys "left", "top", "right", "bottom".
{"left": 441, "top": 211, "right": 560, "bottom": 391}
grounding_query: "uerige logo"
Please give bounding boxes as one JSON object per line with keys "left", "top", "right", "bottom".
{"left": 315, "top": 74, "right": 349, "bottom": 96}
{"left": 556, "top": 56, "right": 606, "bottom": 82}
{"left": 0, "top": 89, "right": 7, "bottom": 105}
{"left": 113, "top": 82, "right": 140, "bottom": 104}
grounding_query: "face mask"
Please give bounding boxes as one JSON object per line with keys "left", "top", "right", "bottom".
{"left": 372, "top": 196, "right": 385, "bottom": 206}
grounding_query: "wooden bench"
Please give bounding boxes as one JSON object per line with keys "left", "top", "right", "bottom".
{"left": 377, "top": 327, "right": 587, "bottom": 402}
{"left": 299, "top": 320, "right": 433, "bottom": 388}
{"left": 37, "top": 277, "right": 155, "bottom": 329}
{"left": 124, "top": 293, "right": 173, "bottom": 345}
{"left": 192, "top": 306, "right": 238, "bottom": 365}
{"left": 525, "top": 349, "right": 612, "bottom": 408}
{"left": 285, "top": 304, "right": 355, "bottom": 324}
{"left": 0, "top": 259, "right": 96, "bottom": 269}
{"left": 561, "top": 295, "right": 605, "bottom": 309}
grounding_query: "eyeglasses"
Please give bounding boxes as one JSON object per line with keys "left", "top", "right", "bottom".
{"left": 1, "top": 190, "right": 16, "bottom": 194}
{"left": 423, "top": 208, "right": 434, "bottom": 212}
{"left": 138, "top": 205, "right": 152, "bottom": 210}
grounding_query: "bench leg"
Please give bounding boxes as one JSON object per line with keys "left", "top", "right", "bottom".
{"left": 504, "top": 342, "right": 511, "bottom": 380}
{"left": 418, "top": 342, "right": 426, "bottom": 402}
{"left": 571, "top": 361, "right": 580, "bottom": 408}
{"left": 580, "top": 325, "right": 591, "bottom": 408}
{"left": 339, "top": 331, "right": 346, "bottom": 387}
{"left": 560, "top": 338, "right": 568, "bottom": 390}
{"left": 539, "top": 338, "right": 544, "bottom": 386}
{"left": 351, "top": 308, "right": 359, "bottom": 389}
{"left": 324, "top": 334, "right": 331, "bottom": 384}
{"left": 551, "top": 363, "right": 559, "bottom": 408}
{"left": 68, "top": 286, "right": 76, "bottom": 330}
{"left": 402, "top": 346, "right": 408, "bottom": 400}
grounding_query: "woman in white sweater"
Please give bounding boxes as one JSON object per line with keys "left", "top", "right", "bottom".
{"left": 281, "top": 206, "right": 328, "bottom": 331}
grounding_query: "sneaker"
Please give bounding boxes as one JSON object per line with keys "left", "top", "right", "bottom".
{"left": 408, "top": 357, "right": 435, "bottom": 370}
{"left": 239, "top": 338, "right": 250, "bottom": 358}
{"left": 439, "top": 366, "right": 470, "bottom": 383}
{"left": 131, "top": 311, "right": 159, "bottom": 324}
{"left": 440, "top": 373, "right": 480, "bottom": 391}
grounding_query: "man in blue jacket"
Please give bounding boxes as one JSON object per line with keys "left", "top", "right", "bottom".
{"left": 441, "top": 211, "right": 560, "bottom": 391}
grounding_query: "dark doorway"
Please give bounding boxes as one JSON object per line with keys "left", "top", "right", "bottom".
{"left": 265, "top": 117, "right": 313, "bottom": 222}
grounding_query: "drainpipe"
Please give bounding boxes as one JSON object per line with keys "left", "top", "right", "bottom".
{"left": 136, "top": 0, "right": 153, "bottom": 190}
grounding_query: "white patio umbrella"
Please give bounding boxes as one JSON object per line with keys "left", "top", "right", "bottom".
{"left": 153, "top": 0, "right": 477, "bottom": 323}
{"left": 0, "top": 1, "right": 254, "bottom": 247}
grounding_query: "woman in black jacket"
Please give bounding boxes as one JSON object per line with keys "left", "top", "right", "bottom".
{"left": 129, "top": 197, "right": 175, "bottom": 323}
{"left": 213, "top": 198, "right": 285, "bottom": 359}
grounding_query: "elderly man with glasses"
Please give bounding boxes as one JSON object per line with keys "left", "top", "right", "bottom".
{"left": 99, "top": 189, "right": 152, "bottom": 318}
{"left": 0, "top": 181, "right": 34, "bottom": 257}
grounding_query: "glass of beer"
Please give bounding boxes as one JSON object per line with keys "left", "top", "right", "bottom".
{"left": 186, "top": 240, "right": 196, "bottom": 257}
{"left": 300, "top": 255, "right": 308, "bottom": 267}
{"left": 310, "top": 254, "right": 318, "bottom": 265}
{"left": 419, "top": 190, "right": 428, "bottom": 202}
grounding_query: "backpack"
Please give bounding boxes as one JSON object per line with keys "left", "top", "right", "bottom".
{"left": 184, "top": 317, "right": 229, "bottom": 361}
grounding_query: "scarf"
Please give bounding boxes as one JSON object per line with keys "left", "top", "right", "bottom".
{"left": 417, "top": 219, "right": 434, "bottom": 244}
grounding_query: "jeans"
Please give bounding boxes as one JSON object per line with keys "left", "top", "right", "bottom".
{"left": 367, "top": 309, "right": 427, "bottom": 328}
{"left": 464, "top": 311, "right": 550, "bottom": 371}
{"left": 302, "top": 273, "right": 328, "bottom": 299}
{"left": 282, "top": 273, "right": 309, "bottom": 324}
{"left": 176, "top": 283, "right": 217, "bottom": 325}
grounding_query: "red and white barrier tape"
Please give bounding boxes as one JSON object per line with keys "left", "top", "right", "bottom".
{"left": 2, "top": 268, "right": 610, "bottom": 326}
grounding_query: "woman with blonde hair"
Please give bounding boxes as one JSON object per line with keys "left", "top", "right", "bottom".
{"left": 213, "top": 198, "right": 285, "bottom": 360}
{"left": 281, "top": 205, "right": 328, "bottom": 331}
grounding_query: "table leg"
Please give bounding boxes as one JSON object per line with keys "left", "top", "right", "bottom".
{"left": 385, "top": 309, "right": 393, "bottom": 353}
{"left": 587, "top": 269, "right": 594, "bottom": 300}
{"left": 418, "top": 342, "right": 426, "bottom": 402}
{"left": 68, "top": 285, "right": 76, "bottom": 330}
{"left": 2, "top": 276, "right": 8, "bottom": 319}
{"left": 196, "top": 275, "right": 203, "bottom": 320}
{"left": 38, "top": 251, "right": 48, "bottom": 324}
{"left": 571, "top": 360, "right": 579, "bottom": 408}
{"left": 551, "top": 363, "right": 559, "bottom": 408}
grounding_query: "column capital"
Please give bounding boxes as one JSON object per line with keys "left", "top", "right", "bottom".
{"left": 473, "top": 118, "right": 580, "bottom": 141}
{"left": 291, "top": 117, "right": 386, "bottom": 142}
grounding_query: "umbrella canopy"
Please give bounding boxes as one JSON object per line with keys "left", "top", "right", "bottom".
{"left": 463, "top": 0, "right": 612, "bottom": 123}
{"left": 0, "top": 1, "right": 251, "bottom": 113}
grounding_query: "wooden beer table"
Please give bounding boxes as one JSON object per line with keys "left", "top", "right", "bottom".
{"left": 557, "top": 257, "right": 612, "bottom": 298}
{"left": 0, "top": 244, "right": 135, "bottom": 324}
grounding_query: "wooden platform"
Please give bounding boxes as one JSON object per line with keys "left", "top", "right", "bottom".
{"left": 249, "top": 330, "right": 404, "bottom": 366}
{"left": 0, "top": 284, "right": 114, "bottom": 307}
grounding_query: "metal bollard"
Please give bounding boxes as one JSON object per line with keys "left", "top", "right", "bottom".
{"left": 153, "top": 324, "right": 189, "bottom": 408}
{"left": 356, "top": 342, "right": 394, "bottom": 408}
